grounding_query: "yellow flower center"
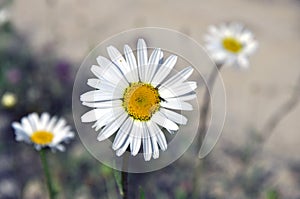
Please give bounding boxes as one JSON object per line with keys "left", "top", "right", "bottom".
{"left": 222, "top": 37, "right": 243, "bottom": 53}
{"left": 31, "top": 131, "right": 54, "bottom": 145}
{"left": 123, "top": 82, "right": 160, "bottom": 121}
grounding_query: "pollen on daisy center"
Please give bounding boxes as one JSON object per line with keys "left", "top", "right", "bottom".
{"left": 222, "top": 37, "right": 242, "bottom": 53}
{"left": 30, "top": 131, "right": 54, "bottom": 145}
{"left": 123, "top": 82, "right": 160, "bottom": 121}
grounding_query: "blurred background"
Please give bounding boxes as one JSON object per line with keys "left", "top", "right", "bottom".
{"left": 0, "top": 0, "right": 300, "bottom": 198}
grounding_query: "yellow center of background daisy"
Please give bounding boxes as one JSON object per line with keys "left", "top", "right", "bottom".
{"left": 123, "top": 82, "right": 160, "bottom": 121}
{"left": 222, "top": 37, "right": 242, "bottom": 53}
{"left": 31, "top": 131, "right": 54, "bottom": 145}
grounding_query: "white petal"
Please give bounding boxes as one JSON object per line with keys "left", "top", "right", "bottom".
{"left": 161, "top": 66, "right": 194, "bottom": 89}
{"left": 12, "top": 122, "right": 31, "bottom": 142}
{"left": 159, "top": 81, "right": 197, "bottom": 99}
{"left": 28, "top": 113, "right": 40, "bottom": 131}
{"left": 166, "top": 128, "right": 175, "bottom": 135}
{"left": 107, "top": 46, "right": 131, "bottom": 78}
{"left": 112, "top": 117, "right": 134, "bottom": 150}
{"left": 150, "top": 137, "right": 159, "bottom": 159}
{"left": 97, "top": 112, "right": 128, "bottom": 141}
{"left": 94, "top": 57, "right": 128, "bottom": 88}
{"left": 92, "top": 107, "right": 125, "bottom": 131}
{"left": 160, "top": 99, "right": 193, "bottom": 111}
{"left": 52, "top": 118, "right": 67, "bottom": 135}
{"left": 124, "top": 45, "right": 139, "bottom": 82}
{"left": 167, "top": 93, "right": 197, "bottom": 101}
{"left": 34, "top": 144, "right": 42, "bottom": 151}
{"left": 152, "top": 111, "right": 179, "bottom": 131}
{"left": 151, "top": 55, "right": 178, "bottom": 86}
{"left": 21, "top": 117, "right": 33, "bottom": 135}
{"left": 40, "top": 113, "right": 50, "bottom": 130}
{"left": 224, "top": 56, "right": 237, "bottom": 67}
{"left": 130, "top": 121, "right": 142, "bottom": 156}
{"left": 12, "top": 122, "right": 24, "bottom": 132}
{"left": 80, "top": 90, "right": 122, "bottom": 102}
{"left": 116, "top": 136, "right": 131, "bottom": 157}
{"left": 52, "top": 129, "right": 73, "bottom": 145}
{"left": 137, "top": 39, "right": 148, "bottom": 82}
{"left": 46, "top": 116, "right": 57, "bottom": 132}
{"left": 243, "top": 40, "right": 258, "bottom": 55}
{"left": 142, "top": 125, "right": 152, "bottom": 161}
{"left": 87, "top": 78, "right": 116, "bottom": 91}
{"left": 159, "top": 108, "right": 187, "bottom": 125}
{"left": 145, "top": 48, "right": 163, "bottom": 83}
{"left": 239, "top": 29, "right": 253, "bottom": 43}
{"left": 55, "top": 144, "right": 65, "bottom": 152}
{"left": 208, "top": 25, "right": 222, "bottom": 37}
{"left": 82, "top": 100, "right": 122, "bottom": 108}
{"left": 90, "top": 65, "right": 103, "bottom": 79}
{"left": 211, "top": 51, "right": 227, "bottom": 62}
{"left": 87, "top": 78, "right": 101, "bottom": 89}
{"left": 236, "top": 56, "right": 249, "bottom": 69}
{"left": 81, "top": 108, "right": 111, "bottom": 123}
{"left": 15, "top": 130, "right": 31, "bottom": 142}
{"left": 147, "top": 121, "right": 167, "bottom": 151}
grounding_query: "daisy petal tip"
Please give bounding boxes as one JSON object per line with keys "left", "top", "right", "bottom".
{"left": 138, "top": 38, "right": 146, "bottom": 44}
{"left": 116, "top": 150, "right": 125, "bottom": 157}
{"left": 112, "top": 145, "right": 118, "bottom": 151}
{"left": 131, "top": 150, "right": 139, "bottom": 156}
{"left": 97, "top": 134, "right": 107, "bottom": 142}
{"left": 161, "top": 146, "right": 167, "bottom": 151}
{"left": 124, "top": 44, "right": 131, "bottom": 51}
{"left": 11, "top": 122, "right": 19, "bottom": 128}
{"left": 144, "top": 154, "right": 151, "bottom": 161}
{"left": 153, "top": 151, "right": 159, "bottom": 159}
{"left": 56, "top": 145, "right": 65, "bottom": 152}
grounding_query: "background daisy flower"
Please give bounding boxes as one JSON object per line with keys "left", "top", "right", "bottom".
{"left": 204, "top": 22, "right": 258, "bottom": 68}
{"left": 81, "top": 38, "right": 197, "bottom": 161}
{"left": 12, "top": 112, "right": 74, "bottom": 151}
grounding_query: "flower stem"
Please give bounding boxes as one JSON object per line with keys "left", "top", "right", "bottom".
{"left": 39, "top": 149, "right": 56, "bottom": 199}
{"left": 121, "top": 171, "right": 128, "bottom": 199}
{"left": 197, "top": 63, "right": 223, "bottom": 149}
{"left": 191, "top": 63, "right": 224, "bottom": 198}
{"left": 121, "top": 153, "right": 129, "bottom": 199}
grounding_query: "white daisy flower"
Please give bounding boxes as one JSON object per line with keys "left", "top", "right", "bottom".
{"left": 204, "top": 22, "right": 258, "bottom": 68}
{"left": 12, "top": 112, "right": 74, "bottom": 151}
{"left": 81, "top": 38, "right": 197, "bottom": 161}
{"left": 0, "top": 8, "right": 9, "bottom": 25}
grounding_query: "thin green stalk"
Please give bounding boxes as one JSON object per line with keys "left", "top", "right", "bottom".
{"left": 39, "top": 149, "right": 57, "bottom": 199}
{"left": 192, "top": 64, "right": 224, "bottom": 198}
{"left": 121, "top": 171, "right": 128, "bottom": 199}
{"left": 197, "top": 63, "right": 223, "bottom": 149}
{"left": 121, "top": 153, "right": 129, "bottom": 199}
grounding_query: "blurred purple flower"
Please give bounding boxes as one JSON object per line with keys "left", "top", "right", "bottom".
{"left": 55, "top": 60, "right": 71, "bottom": 82}
{"left": 6, "top": 68, "right": 21, "bottom": 84}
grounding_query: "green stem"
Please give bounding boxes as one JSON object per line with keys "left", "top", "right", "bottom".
{"left": 121, "top": 171, "right": 128, "bottom": 199}
{"left": 121, "top": 153, "right": 129, "bottom": 199}
{"left": 197, "top": 63, "right": 223, "bottom": 149}
{"left": 192, "top": 63, "right": 224, "bottom": 198}
{"left": 39, "top": 149, "right": 56, "bottom": 199}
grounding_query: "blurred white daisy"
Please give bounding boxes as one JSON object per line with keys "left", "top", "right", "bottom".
{"left": 12, "top": 113, "right": 74, "bottom": 151}
{"left": 0, "top": 8, "right": 9, "bottom": 25}
{"left": 204, "top": 22, "right": 258, "bottom": 68}
{"left": 81, "top": 38, "right": 197, "bottom": 161}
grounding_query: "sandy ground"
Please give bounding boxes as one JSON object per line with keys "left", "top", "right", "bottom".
{"left": 8, "top": 1, "right": 300, "bottom": 196}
